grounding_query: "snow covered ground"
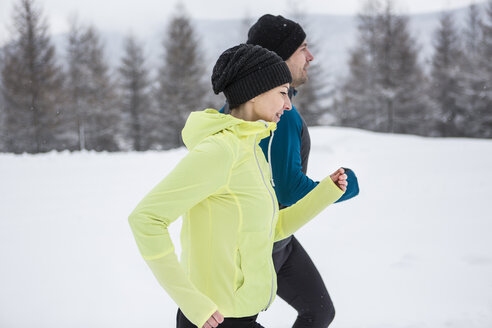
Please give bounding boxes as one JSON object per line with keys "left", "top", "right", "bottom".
{"left": 1, "top": 126, "right": 491, "bottom": 328}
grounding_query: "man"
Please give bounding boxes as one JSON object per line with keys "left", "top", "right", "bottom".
{"left": 223, "top": 14, "right": 359, "bottom": 328}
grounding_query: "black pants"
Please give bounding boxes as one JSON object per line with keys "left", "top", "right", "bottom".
{"left": 176, "top": 236, "right": 334, "bottom": 328}
{"left": 176, "top": 309, "right": 264, "bottom": 328}
{"left": 274, "top": 236, "right": 335, "bottom": 328}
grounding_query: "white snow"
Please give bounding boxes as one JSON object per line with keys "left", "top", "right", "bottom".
{"left": 1, "top": 126, "right": 491, "bottom": 328}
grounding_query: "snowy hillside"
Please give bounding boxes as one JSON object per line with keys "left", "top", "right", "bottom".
{"left": 1, "top": 126, "right": 492, "bottom": 328}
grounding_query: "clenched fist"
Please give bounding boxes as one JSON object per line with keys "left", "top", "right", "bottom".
{"left": 330, "top": 168, "right": 348, "bottom": 192}
{"left": 202, "top": 311, "right": 224, "bottom": 328}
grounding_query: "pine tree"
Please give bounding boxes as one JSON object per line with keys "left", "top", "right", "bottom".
{"left": 459, "top": 3, "right": 485, "bottom": 137}
{"left": 339, "top": 0, "right": 431, "bottom": 135}
{"left": 65, "top": 21, "right": 119, "bottom": 151}
{"left": 478, "top": 0, "right": 492, "bottom": 137}
{"left": 63, "top": 17, "right": 87, "bottom": 151}
{"left": 118, "top": 34, "right": 152, "bottom": 151}
{"left": 338, "top": 43, "right": 378, "bottom": 128}
{"left": 464, "top": 4, "right": 482, "bottom": 55}
{"left": 0, "top": 50, "right": 5, "bottom": 152}
{"left": 155, "top": 4, "right": 207, "bottom": 148}
{"left": 337, "top": 0, "right": 381, "bottom": 129}
{"left": 430, "top": 11, "right": 465, "bottom": 137}
{"left": 1, "top": 0, "right": 64, "bottom": 153}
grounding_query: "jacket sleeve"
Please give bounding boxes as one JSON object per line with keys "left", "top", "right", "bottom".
{"left": 260, "top": 108, "right": 318, "bottom": 207}
{"left": 274, "top": 176, "right": 344, "bottom": 242}
{"left": 128, "top": 136, "right": 233, "bottom": 328}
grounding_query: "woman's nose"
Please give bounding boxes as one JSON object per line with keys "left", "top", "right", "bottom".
{"left": 284, "top": 97, "right": 292, "bottom": 110}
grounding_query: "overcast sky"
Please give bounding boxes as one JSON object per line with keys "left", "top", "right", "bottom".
{"left": 0, "top": 0, "right": 481, "bottom": 44}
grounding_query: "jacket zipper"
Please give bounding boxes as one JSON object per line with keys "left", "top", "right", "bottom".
{"left": 252, "top": 132, "right": 276, "bottom": 311}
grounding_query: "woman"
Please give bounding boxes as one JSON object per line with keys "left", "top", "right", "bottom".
{"left": 128, "top": 44, "right": 347, "bottom": 328}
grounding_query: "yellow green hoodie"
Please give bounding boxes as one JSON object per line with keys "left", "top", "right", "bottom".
{"left": 128, "top": 109, "right": 344, "bottom": 327}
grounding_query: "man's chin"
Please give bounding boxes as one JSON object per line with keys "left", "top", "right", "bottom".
{"left": 295, "top": 76, "right": 308, "bottom": 87}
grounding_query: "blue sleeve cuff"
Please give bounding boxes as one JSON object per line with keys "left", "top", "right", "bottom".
{"left": 335, "top": 168, "right": 359, "bottom": 203}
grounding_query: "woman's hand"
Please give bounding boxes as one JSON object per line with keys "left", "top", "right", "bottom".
{"left": 202, "top": 311, "right": 224, "bottom": 328}
{"left": 330, "top": 168, "right": 348, "bottom": 192}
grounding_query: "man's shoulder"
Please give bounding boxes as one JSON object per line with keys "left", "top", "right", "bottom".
{"left": 285, "top": 105, "right": 301, "bottom": 117}
{"left": 278, "top": 105, "right": 302, "bottom": 130}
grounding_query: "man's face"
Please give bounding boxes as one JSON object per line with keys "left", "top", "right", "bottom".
{"left": 285, "top": 40, "right": 314, "bottom": 88}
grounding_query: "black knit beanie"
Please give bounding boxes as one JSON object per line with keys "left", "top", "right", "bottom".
{"left": 211, "top": 44, "right": 292, "bottom": 109}
{"left": 247, "top": 14, "right": 306, "bottom": 61}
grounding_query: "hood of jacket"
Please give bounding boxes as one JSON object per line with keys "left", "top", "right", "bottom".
{"left": 182, "top": 109, "right": 277, "bottom": 150}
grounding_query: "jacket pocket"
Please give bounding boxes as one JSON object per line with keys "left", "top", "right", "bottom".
{"left": 234, "top": 231, "right": 274, "bottom": 304}
{"left": 234, "top": 247, "right": 244, "bottom": 292}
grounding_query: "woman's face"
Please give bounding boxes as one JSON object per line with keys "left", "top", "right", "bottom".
{"left": 252, "top": 83, "right": 292, "bottom": 123}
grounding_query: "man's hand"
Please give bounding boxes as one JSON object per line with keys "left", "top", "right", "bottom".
{"left": 330, "top": 168, "right": 348, "bottom": 192}
{"left": 202, "top": 311, "right": 224, "bottom": 328}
